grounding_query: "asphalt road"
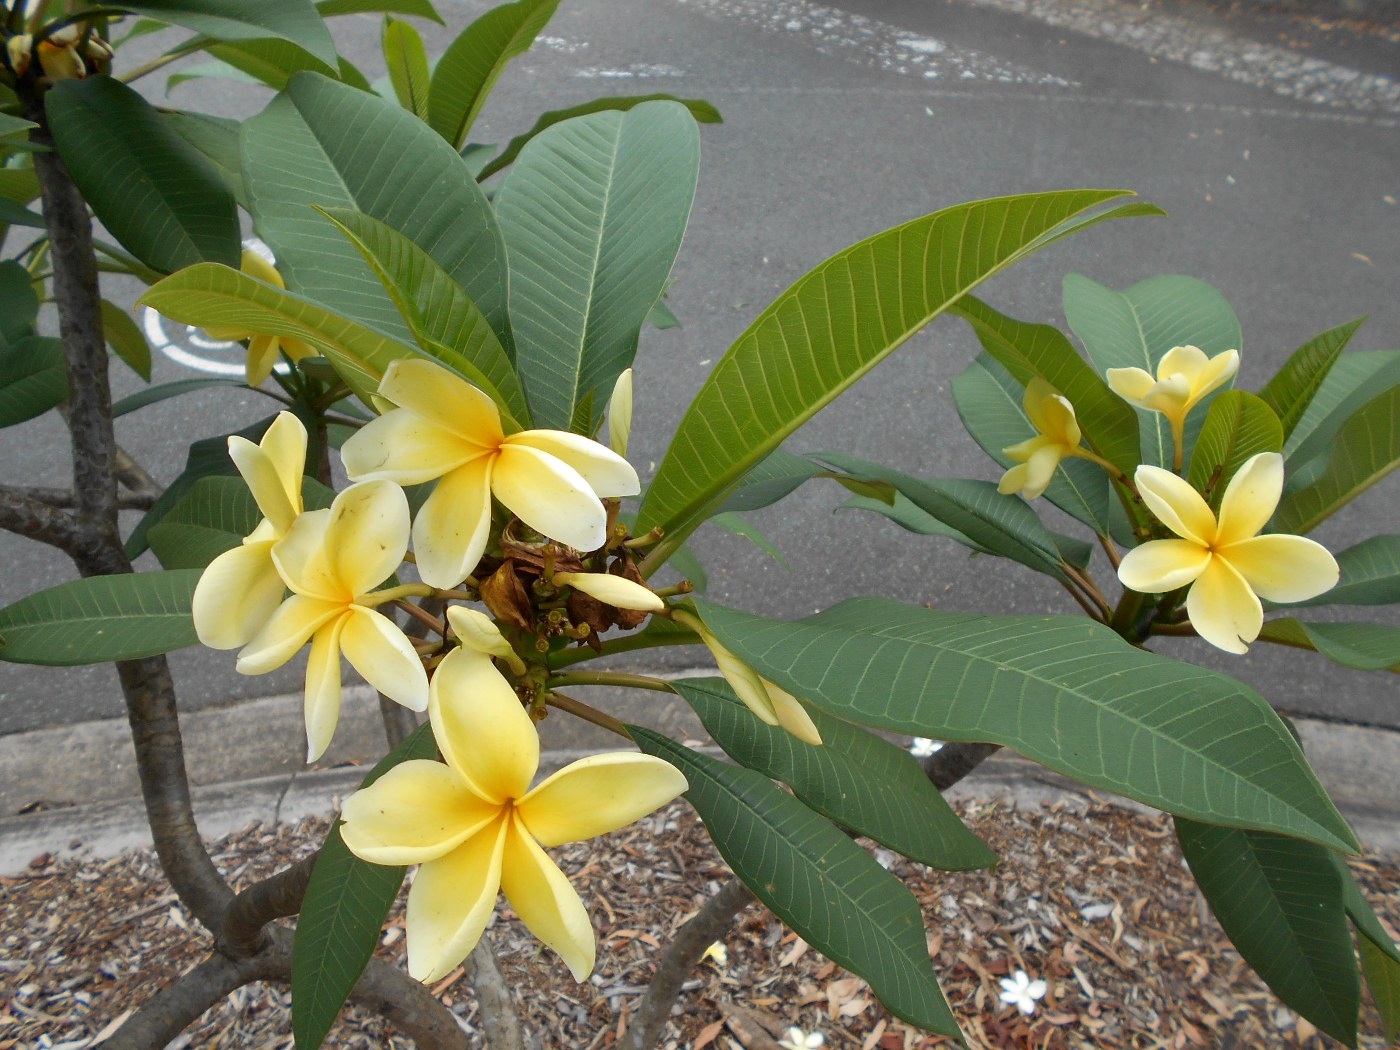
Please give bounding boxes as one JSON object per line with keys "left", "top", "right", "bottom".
{"left": 2, "top": 0, "right": 1397, "bottom": 735}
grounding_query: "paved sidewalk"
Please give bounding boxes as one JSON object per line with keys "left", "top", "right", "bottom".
{"left": 3, "top": 683, "right": 1398, "bottom": 875}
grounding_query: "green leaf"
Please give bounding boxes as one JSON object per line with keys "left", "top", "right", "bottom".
{"left": 816, "top": 452, "right": 1070, "bottom": 581}
{"left": 427, "top": 0, "right": 560, "bottom": 149}
{"left": 630, "top": 729, "right": 962, "bottom": 1039}
{"left": 0, "top": 114, "right": 36, "bottom": 143}
{"left": 0, "top": 337, "right": 67, "bottom": 428}
{"left": 477, "top": 94, "right": 722, "bottom": 181}
{"left": 1285, "top": 351, "right": 1400, "bottom": 484}
{"left": 46, "top": 77, "right": 239, "bottom": 274}
{"left": 178, "top": 36, "right": 341, "bottom": 91}
{"left": 647, "top": 296, "right": 681, "bottom": 331}
{"left": 382, "top": 17, "right": 431, "bottom": 119}
{"left": 1257, "top": 618, "right": 1400, "bottom": 672}
{"left": 1062, "top": 273, "right": 1241, "bottom": 469}
{"left": 0, "top": 165, "right": 39, "bottom": 205}
{"left": 0, "top": 261, "right": 39, "bottom": 344}
{"left": 314, "top": 207, "right": 530, "bottom": 427}
{"left": 951, "top": 295, "right": 1140, "bottom": 478}
{"left": 837, "top": 492, "right": 992, "bottom": 554}
{"left": 1337, "top": 860, "right": 1400, "bottom": 1041}
{"left": 293, "top": 722, "right": 437, "bottom": 1050}
{"left": 112, "top": 377, "right": 243, "bottom": 418}
{"left": 1360, "top": 939, "right": 1400, "bottom": 1043}
{"left": 709, "top": 512, "right": 788, "bottom": 568}
{"left": 495, "top": 100, "right": 700, "bottom": 430}
{"left": 112, "top": 0, "right": 337, "bottom": 65}
{"left": 147, "top": 475, "right": 260, "bottom": 569}
{"left": 162, "top": 111, "right": 246, "bottom": 209}
{"left": 0, "top": 198, "right": 44, "bottom": 229}
{"left": 693, "top": 597, "right": 1358, "bottom": 853}
{"left": 951, "top": 352, "right": 1111, "bottom": 532}
{"left": 138, "top": 262, "right": 423, "bottom": 408}
{"left": 1175, "top": 820, "right": 1358, "bottom": 1045}
{"left": 165, "top": 58, "right": 266, "bottom": 95}
{"left": 242, "top": 72, "right": 511, "bottom": 350}
{"left": 1291, "top": 535, "right": 1400, "bottom": 608}
{"left": 1258, "top": 318, "right": 1365, "bottom": 441}
{"left": 716, "top": 449, "right": 824, "bottom": 514}
{"left": 318, "top": 0, "right": 442, "bottom": 17}
{"left": 101, "top": 300, "right": 152, "bottom": 381}
{"left": 1275, "top": 386, "right": 1400, "bottom": 534}
{"left": 672, "top": 677, "right": 997, "bottom": 872}
{"left": 0, "top": 570, "right": 201, "bottom": 665}
{"left": 1184, "top": 391, "right": 1283, "bottom": 505}
{"left": 638, "top": 191, "right": 1160, "bottom": 556}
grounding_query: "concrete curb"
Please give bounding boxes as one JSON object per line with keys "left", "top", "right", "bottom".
{"left": 3, "top": 691, "right": 1399, "bottom": 874}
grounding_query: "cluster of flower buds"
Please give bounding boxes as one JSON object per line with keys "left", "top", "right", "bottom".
{"left": 6, "top": 25, "right": 112, "bottom": 82}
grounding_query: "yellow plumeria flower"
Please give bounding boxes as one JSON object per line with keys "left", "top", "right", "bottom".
{"left": 341, "top": 358, "right": 640, "bottom": 589}
{"left": 608, "top": 368, "right": 633, "bottom": 458}
{"left": 203, "top": 250, "right": 316, "bottom": 386}
{"left": 1117, "top": 452, "right": 1338, "bottom": 654}
{"left": 236, "top": 480, "right": 428, "bottom": 760}
{"left": 674, "top": 611, "right": 822, "bottom": 745}
{"left": 192, "top": 412, "right": 307, "bottom": 650}
{"left": 338, "top": 638, "right": 688, "bottom": 983}
{"left": 1107, "top": 345, "right": 1238, "bottom": 467}
{"left": 997, "top": 378, "right": 1085, "bottom": 500}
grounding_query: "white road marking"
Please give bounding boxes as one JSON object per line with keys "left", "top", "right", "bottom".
{"left": 964, "top": 0, "right": 1400, "bottom": 114}
{"left": 672, "top": 0, "right": 1078, "bottom": 87}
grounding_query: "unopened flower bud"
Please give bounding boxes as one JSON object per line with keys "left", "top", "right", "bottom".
{"left": 7, "top": 35, "right": 32, "bottom": 78}
{"left": 445, "top": 606, "right": 526, "bottom": 675}
{"left": 607, "top": 368, "right": 633, "bottom": 459}
{"left": 554, "top": 570, "right": 663, "bottom": 613}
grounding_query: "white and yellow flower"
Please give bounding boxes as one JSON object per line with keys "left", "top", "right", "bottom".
{"left": 235, "top": 480, "right": 428, "bottom": 760}
{"left": 341, "top": 358, "right": 640, "bottom": 589}
{"left": 1107, "top": 345, "right": 1238, "bottom": 466}
{"left": 1117, "top": 452, "right": 1338, "bottom": 653}
{"left": 202, "top": 250, "right": 316, "bottom": 386}
{"left": 998, "top": 378, "right": 1085, "bottom": 500}
{"left": 675, "top": 611, "right": 822, "bottom": 745}
{"left": 339, "top": 637, "right": 688, "bottom": 983}
{"left": 192, "top": 412, "right": 306, "bottom": 650}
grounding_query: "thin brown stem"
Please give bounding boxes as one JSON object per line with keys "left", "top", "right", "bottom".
{"left": 544, "top": 691, "right": 631, "bottom": 739}
{"left": 1097, "top": 532, "right": 1122, "bottom": 570}
{"left": 548, "top": 669, "right": 675, "bottom": 693}
{"left": 548, "top": 626, "right": 700, "bottom": 669}
{"left": 1062, "top": 563, "right": 1112, "bottom": 620}
{"left": 1059, "top": 579, "right": 1103, "bottom": 621}
{"left": 395, "top": 599, "right": 446, "bottom": 636}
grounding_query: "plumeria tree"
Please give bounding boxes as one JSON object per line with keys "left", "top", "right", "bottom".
{"left": 2, "top": 1, "right": 1399, "bottom": 1048}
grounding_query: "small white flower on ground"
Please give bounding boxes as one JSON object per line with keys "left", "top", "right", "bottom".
{"left": 908, "top": 737, "right": 943, "bottom": 758}
{"left": 700, "top": 941, "right": 728, "bottom": 967}
{"left": 779, "top": 1027, "right": 825, "bottom": 1050}
{"left": 999, "top": 969, "right": 1047, "bottom": 1015}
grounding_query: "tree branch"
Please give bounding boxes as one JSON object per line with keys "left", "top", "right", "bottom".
{"left": 463, "top": 935, "right": 533, "bottom": 1050}
{"left": 219, "top": 855, "right": 317, "bottom": 958}
{"left": 0, "top": 483, "right": 157, "bottom": 512}
{"left": 0, "top": 484, "right": 88, "bottom": 552}
{"left": 619, "top": 877, "right": 757, "bottom": 1050}
{"left": 921, "top": 741, "right": 1002, "bottom": 791}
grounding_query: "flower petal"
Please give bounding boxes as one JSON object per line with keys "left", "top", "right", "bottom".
{"left": 1215, "top": 452, "right": 1283, "bottom": 547}
{"left": 1105, "top": 366, "right": 1154, "bottom": 404}
{"left": 492, "top": 444, "right": 608, "bottom": 552}
{"left": 446, "top": 606, "right": 513, "bottom": 658}
{"left": 341, "top": 606, "right": 429, "bottom": 712}
{"left": 1156, "top": 344, "right": 1210, "bottom": 383}
{"left": 500, "top": 814, "right": 595, "bottom": 980}
{"left": 341, "top": 407, "right": 485, "bottom": 486}
{"left": 1040, "top": 394, "right": 1081, "bottom": 447}
{"left": 246, "top": 334, "right": 281, "bottom": 387}
{"left": 1186, "top": 556, "right": 1262, "bottom": 654}
{"left": 228, "top": 435, "right": 297, "bottom": 534}
{"left": 1221, "top": 534, "right": 1339, "bottom": 603}
{"left": 997, "top": 461, "right": 1031, "bottom": 496}
{"left": 429, "top": 647, "right": 538, "bottom": 802}
{"left": 236, "top": 594, "right": 343, "bottom": 675}
{"left": 1190, "top": 348, "right": 1239, "bottom": 402}
{"left": 554, "top": 572, "right": 663, "bottom": 612}
{"left": 1117, "top": 538, "right": 1211, "bottom": 594}
{"left": 380, "top": 357, "right": 504, "bottom": 448}
{"left": 341, "top": 759, "right": 500, "bottom": 865}
{"left": 1139, "top": 374, "right": 1192, "bottom": 418}
{"left": 1018, "top": 443, "right": 1065, "bottom": 500}
{"left": 405, "top": 816, "right": 508, "bottom": 983}
{"left": 260, "top": 412, "right": 307, "bottom": 516}
{"left": 192, "top": 541, "right": 283, "bottom": 649}
{"left": 517, "top": 753, "right": 688, "bottom": 847}
{"left": 763, "top": 680, "right": 825, "bottom": 746}
{"left": 271, "top": 509, "right": 340, "bottom": 600}
{"left": 412, "top": 458, "right": 494, "bottom": 589}
{"left": 304, "top": 613, "right": 347, "bottom": 762}
{"left": 1135, "top": 465, "right": 1216, "bottom": 546}
{"left": 505, "top": 430, "right": 640, "bottom": 497}
{"left": 323, "top": 481, "right": 410, "bottom": 597}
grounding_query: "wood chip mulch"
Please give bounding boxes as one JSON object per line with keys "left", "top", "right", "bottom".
{"left": 3, "top": 794, "right": 1398, "bottom": 1050}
